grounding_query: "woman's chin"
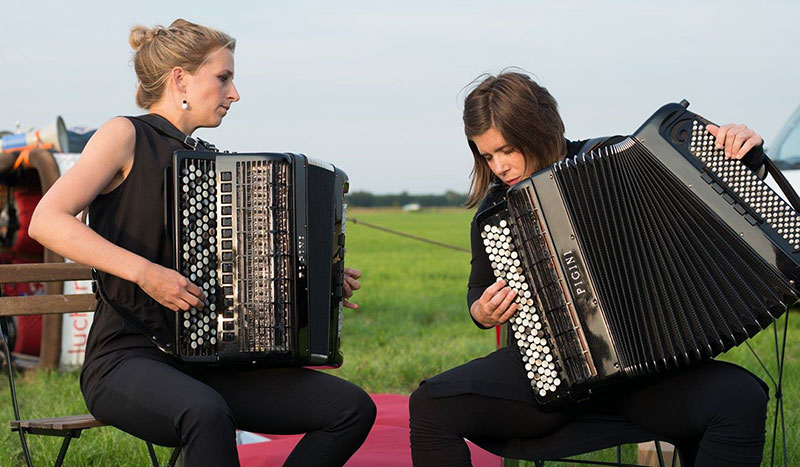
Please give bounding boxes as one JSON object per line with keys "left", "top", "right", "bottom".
{"left": 205, "top": 117, "right": 224, "bottom": 128}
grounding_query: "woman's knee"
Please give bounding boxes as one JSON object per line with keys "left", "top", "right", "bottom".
{"left": 349, "top": 387, "right": 377, "bottom": 425}
{"left": 409, "top": 384, "right": 455, "bottom": 436}
{"left": 700, "top": 365, "right": 768, "bottom": 431}
{"left": 179, "top": 388, "right": 236, "bottom": 434}
{"left": 409, "top": 385, "right": 433, "bottom": 423}
{"left": 330, "top": 384, "right": 376, "bottom": 434}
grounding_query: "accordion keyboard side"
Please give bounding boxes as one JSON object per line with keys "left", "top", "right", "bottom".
{"left": 477, "top": 196, "right": 616, "bottom": 407}
{"left": 172, "top": 152, "right": 299, "bottom": 362}
{"left": 169, "top": 152, "right": 346, "bottom": 367}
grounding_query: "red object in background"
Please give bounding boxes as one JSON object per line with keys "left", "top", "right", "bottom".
{"left": 1, "top": 185, "right": 46, "bottom": 356}
{"left": 11, "top": 187, "right": 46, "bottom": 255}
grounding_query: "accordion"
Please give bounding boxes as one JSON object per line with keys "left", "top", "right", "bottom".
{"left": 477, "top": 101, "right": 800, "bottom": 406}
{"left": 166, "top": 151, "right": 348, "bottom": 366}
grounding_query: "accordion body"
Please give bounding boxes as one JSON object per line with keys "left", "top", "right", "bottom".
{"left": 167, "top": 151, "right": 348, "bottom": 366}
{"left": 477, "top": 102, "right": 800, "bottom": 406}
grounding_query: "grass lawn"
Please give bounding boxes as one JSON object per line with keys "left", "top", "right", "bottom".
{"left": 1, "top": 207, "right": 796, "bottom": 466}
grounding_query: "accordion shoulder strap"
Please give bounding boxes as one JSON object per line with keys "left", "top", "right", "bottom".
{"left": 91, "top": 269, "right": 176, "bottom": 357}
{"left": 764, "top": 155, "right": 800, "bottom": 213}
{"left": 131, "top": 114, "right": 218, "bottom": 152}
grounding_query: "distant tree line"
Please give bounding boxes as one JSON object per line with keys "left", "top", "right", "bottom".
{"left": 345, "top": 190, "right": 467, "bottom": 207}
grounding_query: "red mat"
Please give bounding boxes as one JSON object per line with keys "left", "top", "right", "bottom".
{"left": 238, "top": 393, "right": 500, "bottom": 466}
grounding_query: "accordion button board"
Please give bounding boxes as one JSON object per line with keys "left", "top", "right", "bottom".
{"left": 689, "top": 120, "right": 800, "bottom": 249}
{"left": 481, "top": 220, "right": 566, "bottom": 398}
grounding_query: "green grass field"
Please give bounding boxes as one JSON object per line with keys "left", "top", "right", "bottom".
{"left": 1, "top": 207, "right": 797, "bottom": 466}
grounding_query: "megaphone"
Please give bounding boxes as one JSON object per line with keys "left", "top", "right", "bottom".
{"left": 1, "top": 116, "right": 69, "bottom": 153}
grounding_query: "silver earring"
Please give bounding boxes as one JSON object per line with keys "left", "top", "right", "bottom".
{"left": 181, "top": 99, "right": 188, "bottom": 110}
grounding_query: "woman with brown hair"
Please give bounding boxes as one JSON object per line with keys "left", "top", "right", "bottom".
{"left": 30, "top": 19, "right": 374, "bottom": 466}
{"left": 409, "top": 71, "right": 770, "bottom": 467}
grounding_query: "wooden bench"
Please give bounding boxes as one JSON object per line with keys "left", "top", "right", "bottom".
{"left": 1, "top": 262, "right": 181, "bottom": 467}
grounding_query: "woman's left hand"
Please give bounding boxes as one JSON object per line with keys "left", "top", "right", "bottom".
{"left": 706, "top": 123, "right": 763, "bottom": 160}
{"left": 342, "top": 267, "right": 362, "bottom": 309}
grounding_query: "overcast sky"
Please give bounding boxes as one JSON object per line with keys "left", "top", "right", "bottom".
{"left": 1, "top": 1, "right": 798, "bottom": 194}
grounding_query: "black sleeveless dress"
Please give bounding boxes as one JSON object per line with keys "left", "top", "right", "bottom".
{"left": 80, "top": 115, "right": 187, "bottom": 396}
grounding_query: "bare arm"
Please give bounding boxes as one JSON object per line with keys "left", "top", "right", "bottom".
{"left": 29, "top": 117, "right": 205, "bottom": 311}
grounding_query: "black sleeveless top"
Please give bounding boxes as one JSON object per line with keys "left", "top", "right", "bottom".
{"left": 83, "top": 115, "right": 186, "bottom": 366}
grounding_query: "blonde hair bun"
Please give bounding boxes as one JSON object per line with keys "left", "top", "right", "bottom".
{"left": 129, "top": 25, "right": 156, "bottom": 51}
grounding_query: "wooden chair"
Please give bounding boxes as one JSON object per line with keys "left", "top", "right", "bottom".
{"left": 1, "top": 262, "right": 181, "bottom": 467}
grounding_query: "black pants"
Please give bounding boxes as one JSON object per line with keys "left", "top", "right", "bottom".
{"left": 82, "top": 349, "right": 376, "bottom": 467}
{"left": 409, "top": 359, "right": 768, "bottom": 467}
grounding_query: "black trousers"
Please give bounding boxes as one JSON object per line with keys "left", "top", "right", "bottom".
{"left": 409, "top": 358, "right": 769, "bottom": 467}
{"left": 82, "top": 349, "right": 376, "bottom": 467}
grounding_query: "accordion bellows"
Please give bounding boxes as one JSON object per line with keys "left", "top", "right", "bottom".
{"left": 168, "top": 151, "right": 348, "bottom": 366}
{"left": 478, "top": 102, "right": 800, "bottom": 406}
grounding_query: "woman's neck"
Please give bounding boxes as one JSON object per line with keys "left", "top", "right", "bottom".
{"left": 147, "top": 104, "right": 195, "bottom": 135}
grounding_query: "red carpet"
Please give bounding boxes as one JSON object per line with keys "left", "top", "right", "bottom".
{"left": 238, "top": 393, "right": 500, "bottom": 466}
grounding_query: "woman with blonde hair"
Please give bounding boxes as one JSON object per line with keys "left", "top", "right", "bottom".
{"left": 30, "top": 19, "right": 374, "bottom": 466}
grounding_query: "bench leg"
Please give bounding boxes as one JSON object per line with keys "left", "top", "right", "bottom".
{"left": 4, "top": 317, "right": 35, "bottom": 467}
{"left": 146, "top": 442, "right": 183, "bottom": 467}
{"left": 17, "top": 430, "right": 34, "bottom": 467}
{"left": 53, "top": 431, "right": 74, "bottom": 467}
{"left": 167, "top": 446, "right": 182, "bottom": 467}
{"left": 654, "top": 441, "right": 666, "bottom": 467}
{"left": 147, "top": 441, "right": 161, "bottom": 467}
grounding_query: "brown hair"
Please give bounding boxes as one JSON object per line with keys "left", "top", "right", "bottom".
{"left": 129, "top": 19, "right": 236, "bottom": 109}
{"left": 463, "top": 71, "right": 566, "bottom": 207}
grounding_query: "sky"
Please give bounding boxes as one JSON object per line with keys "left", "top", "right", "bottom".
{"left": 1, "top": 1, "right": 799, "bottom": 194}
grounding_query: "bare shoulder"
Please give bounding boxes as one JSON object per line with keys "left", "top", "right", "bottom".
{"left": 80, "top": 117, "right": 135, "bottom": 170}
{"left": 64, "top": 117, "right": 138, "bottom": 196}
{"left": 91, "top": 117, "right": 135, "bottom": 151}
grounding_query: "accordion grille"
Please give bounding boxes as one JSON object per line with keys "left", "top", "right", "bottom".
{"left": 551, "top": 138, "right": 791, "bottom": 376}
{"left": 233, "top": 160, "right": 293, "bottom": 354}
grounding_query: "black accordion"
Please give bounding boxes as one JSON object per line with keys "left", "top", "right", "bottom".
{"left": 166, "top": 151, "right": 348, "bottom": 366}
{"left": 477, "top": 101, "right": 800, "bottom": 407}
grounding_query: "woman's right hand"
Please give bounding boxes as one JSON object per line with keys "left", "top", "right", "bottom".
{"left": 136, "top": 262, "right": 207, "bottom": 312}
{"left": 470, "top": 279, "right": 518, "bottom": 327}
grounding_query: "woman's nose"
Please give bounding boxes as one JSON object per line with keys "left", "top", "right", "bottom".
{"left": 492, "top": 158, "right": 508, "bottom": 175}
